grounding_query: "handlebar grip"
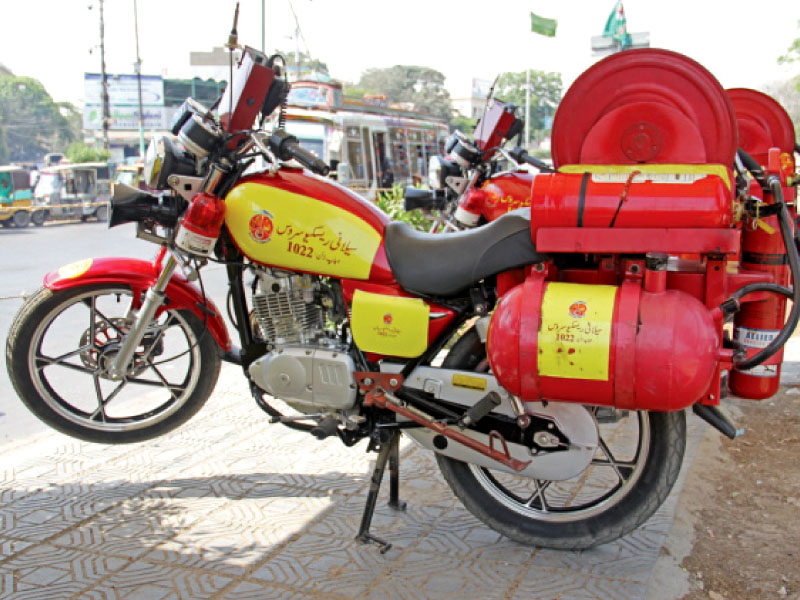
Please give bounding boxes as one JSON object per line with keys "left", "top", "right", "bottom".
{"left": 509, "top": 146, "right": 554, "bottom": 173}
{"left": 269, "top": 129, "right": 331, "bottom": 176}
{"left": 403, "top": 188, "right": 448, "bottom": 212}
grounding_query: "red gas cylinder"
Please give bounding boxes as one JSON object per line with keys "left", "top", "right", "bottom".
{"left": 529, "top": 171, "right": 733, "bottom": 237}
{"left": 487, "top": 271, "right": 720, "bottom": 411}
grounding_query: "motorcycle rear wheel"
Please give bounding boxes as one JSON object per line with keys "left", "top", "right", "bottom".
{"left": 6, "top": 285, "right": 221, "bottom": 444}
{"left": 436, "top": 328, "right": 686, "bottom": 549}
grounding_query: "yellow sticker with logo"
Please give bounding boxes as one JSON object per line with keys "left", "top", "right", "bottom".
{"left": 351, "top": 290, "right": 429, "bottom": 358}
{"left": 538, "top": 282, "right": 617, "bottom": 381}
{"left": 57, "top": 259, "right": 93, "bottom": 280}
{"left": 225, "top": 183, "right": 382, "bottom": 279}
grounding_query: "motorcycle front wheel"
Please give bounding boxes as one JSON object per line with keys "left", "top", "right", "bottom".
{"left": 6, "top": 285, "right": 221, "bottom": 444}
{"left": 436, "top": 328, "right": 686, "bottom": 550}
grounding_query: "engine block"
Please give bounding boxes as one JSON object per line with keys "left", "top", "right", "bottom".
{"left": 252, "top": 269, "right": 324, "bottom": 346}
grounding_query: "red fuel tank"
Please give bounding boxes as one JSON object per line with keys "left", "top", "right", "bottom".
{"left": 487, "top": 273, "right": 720, "bottom": 411}
{"left": 529, "top": 171, "right": 733, "bottom": 237}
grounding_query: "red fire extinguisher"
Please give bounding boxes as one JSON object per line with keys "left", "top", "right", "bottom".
{"left": 730, "top": 152, "right": 792, "bottom": 399}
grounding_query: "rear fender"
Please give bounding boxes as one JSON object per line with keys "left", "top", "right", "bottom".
{"left": 43, "top": 257, "right": 232, "bottom": 351}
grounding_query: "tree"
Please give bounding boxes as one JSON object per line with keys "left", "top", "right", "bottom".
{"left": 450, "top": 114, "right": 477, "bottom": 136}
{"left": 65, "top": 142, "right": 110, "bottom": 164}
{"left": 493, "top": 70, "right": 562, "bottom": 132}
{"left": 275, "top": 49, "right": 329, "bottom": 80}
{"left": 353, "top": 66, "right": 453, "bottom": 122}
{"left": 0, "top": 75, "right": 79, "bottom": 163}
{"left": 778, "top": 20, "right": 800, "bottom": 93}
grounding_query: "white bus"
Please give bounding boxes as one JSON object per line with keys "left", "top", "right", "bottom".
{"left": 280, "top": 81, "right": 450, "bottom": 193}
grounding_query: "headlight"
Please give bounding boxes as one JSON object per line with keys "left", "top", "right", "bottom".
{"left": 428, "top": 156, "right": 445, "bottom": 189}
{"left": 143, "top": 137, "right": 165, "bottom": 189}
{"left": 144, "top": 135, "right": 196, "bottom": 190}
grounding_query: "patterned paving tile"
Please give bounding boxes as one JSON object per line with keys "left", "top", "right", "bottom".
{"left": 0, "top": 544, "right": 128, "bottom": 598}
{"left": 0, "top": 537, "right": 34, "bottom": 560}
{"left": 509, "top": 567, "right": 648, "bottom": 600}
{"left": 367, "top": 550, "right": 522, "bottom": 600}
{"left": 250, "top": 534, "right": 397, "bottom": 596}
{"left": 0, "top": 363, "right": 713, "bottom": 599}
{"left": 223, "top": 579, "right": 326, "bottom": 600}
{"left": 89, "top": 561, "right": 231, "bottom": 600}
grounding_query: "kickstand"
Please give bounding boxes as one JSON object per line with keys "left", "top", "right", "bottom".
{"left": 355, "top": 429, "right": 405, "bottom": 553}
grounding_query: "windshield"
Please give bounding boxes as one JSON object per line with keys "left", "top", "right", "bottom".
{"left": 34, "top": 173, "right": 62, "bottom": 196}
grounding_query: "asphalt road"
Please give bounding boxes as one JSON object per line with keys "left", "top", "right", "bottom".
{"left": 0, "top": 220, "right": 232, "bottom": 445}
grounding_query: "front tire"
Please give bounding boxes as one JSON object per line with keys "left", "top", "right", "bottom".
{"left": 436, "top": 328, "right": 686, "bottom": 549}
{"left": 94, "top": 204, "right": 108, "bottom": 222}
{"left": 6, "top": 285, "right": 221, "bottom": 443}
{"left": 11, "top": 210, "right": 30, "bottom": 228}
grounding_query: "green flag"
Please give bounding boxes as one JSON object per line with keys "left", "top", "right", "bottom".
{"left": 531, "top": 12, "right": 557, "bottom": 37}
{"left": 602, "top": 1, "right": 632, "bottom": 49}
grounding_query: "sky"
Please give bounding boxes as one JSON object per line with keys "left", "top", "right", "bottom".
{"left": 1, "top": 0, "right": 798, "bottom": 106}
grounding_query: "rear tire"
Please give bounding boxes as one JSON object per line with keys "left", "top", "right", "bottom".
{"left": 435, "top": 328, "right": 686, "bottom": 549}
{"left": 31, "top": 210, "right": 47, "bottom": 226}
{"left": 6, "top": 285, "right": 221, "bottom": 443}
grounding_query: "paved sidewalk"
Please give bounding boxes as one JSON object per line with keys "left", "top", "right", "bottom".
{"left": 0, "top": 365, "right": 704, "bottom": 600}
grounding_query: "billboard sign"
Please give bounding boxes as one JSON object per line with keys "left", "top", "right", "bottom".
{"left": 84, "top": 73, "right": 164, "bottom": 106}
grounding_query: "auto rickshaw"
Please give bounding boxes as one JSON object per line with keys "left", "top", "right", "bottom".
{"left": 0, "top": 166, "right": 47, "bottom": 228}
{"left": 35, "top": 163, "right": 111, "bottom": 222}
{"left": 113, "top": 163, "right": 147, "bottom": 191}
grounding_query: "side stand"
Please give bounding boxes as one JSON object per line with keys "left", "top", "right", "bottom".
{"left": 355, "top": 429, "right": 406, "bottom": 553}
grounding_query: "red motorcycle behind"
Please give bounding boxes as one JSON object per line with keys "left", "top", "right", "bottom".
{"left": 5, "top": 14, "right": 799, "bottom": 553}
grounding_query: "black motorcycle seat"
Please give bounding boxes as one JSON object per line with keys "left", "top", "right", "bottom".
{"left": 384, "top": 208, "right": 546, "bottom": 297}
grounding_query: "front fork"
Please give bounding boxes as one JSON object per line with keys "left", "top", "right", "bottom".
{"left": 107, "top": 253, "right": 178, "bottom": 381}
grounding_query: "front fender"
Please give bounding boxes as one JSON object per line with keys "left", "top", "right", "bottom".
{"left": 44, "top": 257, "right": 232, "bottom": 352}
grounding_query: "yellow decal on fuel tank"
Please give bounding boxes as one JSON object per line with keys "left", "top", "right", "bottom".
{"left": 351, "top": 290, "right": 429, "bottom": 358}
{"left": 225, "top": 183, "right": 382, "bottom": 279}
{"left": 57, "top": 259, "right": 93, "bottom": 280}
{"left": 538, "top": 282, "right": 617, "bottom": 381}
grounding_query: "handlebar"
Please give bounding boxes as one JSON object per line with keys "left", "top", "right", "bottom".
{"left": 269, "top": 129, "right": 330, "bottom": 176}
{"left": 508, "top": 146, "right": 555, "bottom": 173}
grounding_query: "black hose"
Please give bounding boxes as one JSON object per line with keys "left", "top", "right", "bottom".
{"left": 729, "top": 282, "right": 793, "bottom": 303}
{"left": 734, "top": 176, "right": 800, "bottom": 370}
{"left": 737, "top": 148, "right": 765, "bottom": 187}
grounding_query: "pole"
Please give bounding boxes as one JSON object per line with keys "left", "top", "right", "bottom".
{"left": 295, "top": 25, "right": 301, "bottom": 80}
{"left": 99, "top": 0, "right": 110, "bottom": 152}
{"left": 261, "top": 0, "right": 265, "bottom": 53}
{"left": 524, "top": 69, "right": 530, "bottom": 150}
{"left": 133, "top": 0, "right": 145, "bottom": 158}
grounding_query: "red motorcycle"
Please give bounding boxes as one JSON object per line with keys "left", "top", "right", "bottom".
{"left": 6, "top": 16, "right": 798, "bottom": 553}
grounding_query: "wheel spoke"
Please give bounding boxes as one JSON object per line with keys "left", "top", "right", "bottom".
{"left": 89, "top": 377, "right": 127, "bottom": 422}
{"left": 81, "top": 298, "right": 128, "bottom": 336}
{"left": 524, "top": 479, "right": 552, "bottom": 511}
{"left": 35, "top": 352, "right": 95, "bottom": 375}
{"left": 125, "top": 376, "right": 186, "bottom": 394}
{"left": 597, "top": 437, "right": 628, "bottom": 483}
{"left": 132, "top": 359, "right": 186, "bottom": 399}
{"left": 35, "top": 345, "right": 94, "bottom": 371}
